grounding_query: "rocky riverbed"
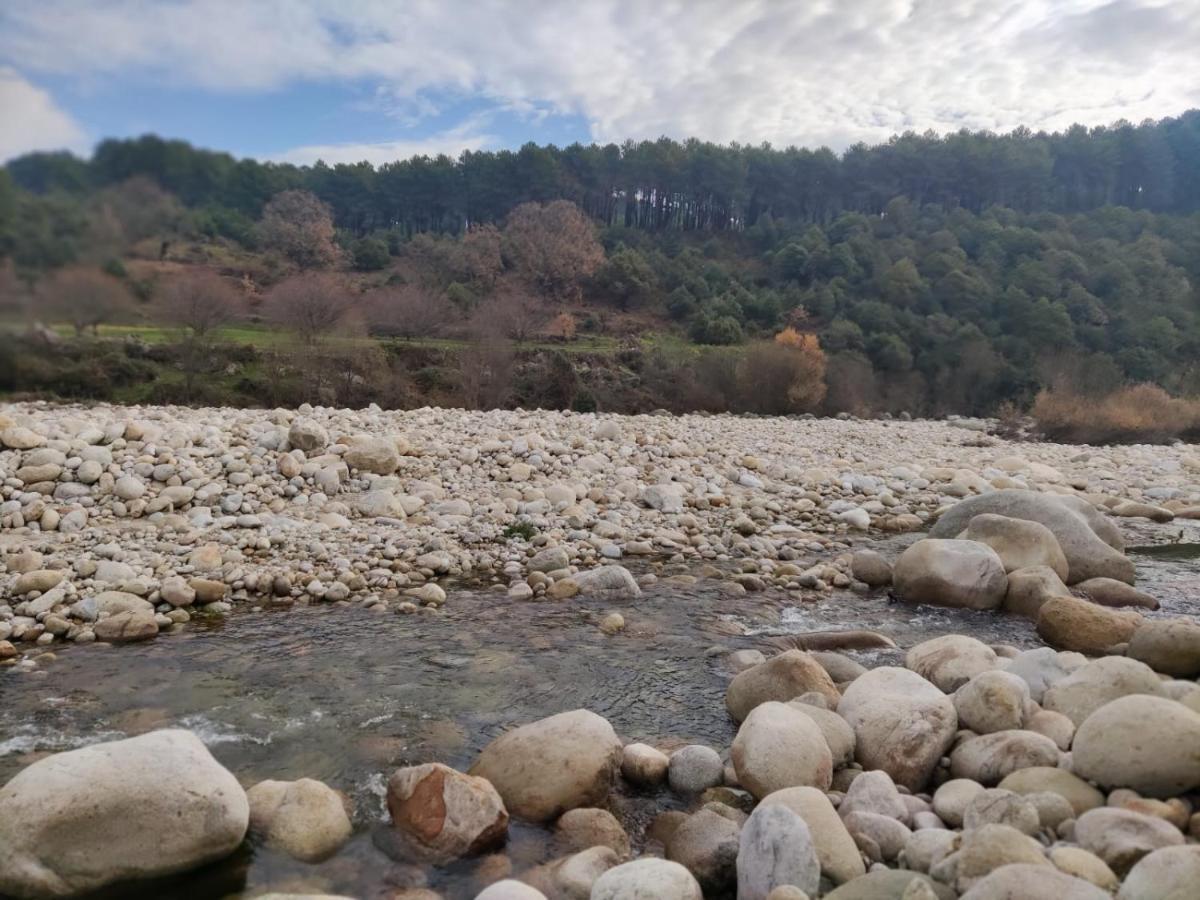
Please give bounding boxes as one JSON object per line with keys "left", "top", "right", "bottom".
{"left": 1, "top": 402, "right": 1199, "bottom": 899}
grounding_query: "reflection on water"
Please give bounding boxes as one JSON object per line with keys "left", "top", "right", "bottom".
{"left": 1, "top": 537, "right": 1196, "bottom": 899}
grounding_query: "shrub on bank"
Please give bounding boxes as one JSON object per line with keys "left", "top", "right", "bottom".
{"left": 1033, "top": 383, "right": 1200, "bottom": 444}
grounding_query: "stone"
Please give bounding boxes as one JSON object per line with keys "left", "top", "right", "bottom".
{"left": 668, "top": 745, "right": 724, "bottom": 794}
{"left": 113, "top": 475, "right": 146, "bottom": 500}
{"left": 851, "top": 549, "right": 892, "bottom": 587}
{"left": 1037, "top": 597, "right": 1142, "bottom": 655}
{"left": 952, "top": 823, "right": 1051, "bottom": 892}
{"left": 247, "top": 778, "right": 352, "bottom": 862}
{"left": 1074, "top": 807, "right": 1184, "bottom": 875}
{"left": 958, "top": 864, "right": 1110, "bottom": 900}
{"left": 1043, "top": 656, "right": 1167, "bottom": 726}
{"left": 560, "top": 565, "right": 641, "bottom": 599}
{"left": 13, "top": 569, "right": 64, "bottom": 595}
{"left": 964, "top": 513, "right": 1069, "bottom": 580}
{"left": 953, "top": 671, "right": 1031, "bottom": 734}
{"left": 1, "top": 426, "right": 44, "bottom": 450}
{"left": 929, "top": 490, "right": 1134, "bottom": 584}
{"left": 904, "top": 829, "right": 962, "bottom": 875}
{"left": 822, "top": 870, "right": 953, "bottom": 899}
{"left": 810, "top": 650, "right": 867, "bottom": 683}
{"left": 555, "top": 808, "right": 629, "bottom": 858}
{"left": 906, "top": 635, "right": 999, "bottom": 692}
{"left": 759, "top": 786, "right": 866, "bottom": 885}
{"left": 356, "top": 489, "right": 407, "bottom": 519}
{"left": 731, "top": 701, "right": 833, "bottom": 799}
{"left": 962, "top": 789, "right": 1039, "bottom": 835}
{"left": 93, "top": 608, "right": 159, "bottom": 642}
{"left": 0, "top": 729, "right": 248, "bottom": 898}
{"left": 932, "top": 778, "right": 985, "bottom": 828}
{"left": 288, "top": 418, "right": 329, "bottom": 452}
{"left": 1072, "top": 695, "right": 1200, "bottom": 797}
{"left": 342, "top": 436, "right": 400, "bottom": 475}
{"left": 387, "top": 763, "right": 508, "bottom": 859}
{"left": 997, "top": 767, "right": 1104, "bottom": 817}
{"left": 736, "top": 803, "right": 820, "bottom": 900}
{"left": 1003, "top": 565, "right": 1071, "bottom": 618}
{"left": 469, "top": 709, "right": 622, "bottom": 822}
{"left": 893, "top": 539, "right": 1008, "bottom": 610}
{"left": 590, "top": 858, "right": 702, "bottom": 900}
{"left": 666, "top": 807, "right": 740, "bottom": 894}
{"left": 1075, "top": 577, "right": 1160, "bottom": 610}
{"left": 838, "top": 666, "right": 957, "bottom": 791}
{"left": 1002, "top": 646, "right": 1086, "bottom": 703}
{"left": 476, "top": 881, "right": 549, "bottom": 899}
{"left": 725, "top": 650, "right": 840, "bottom": 721}
{"left": 160, "top": 575, "right": 196, "bottom": 607}
{"left": 1118, "top": 846, "right": 1200, "bottom": 900}
{"left": 844, "top": 809, "right": 912, "bottom": 862}
{"left": 1127, "top": 618, "right": 1200, "bottom": 677}
{"left": 1025, "top": 709, "right": 1075, "bottom": 750}
{"left": 621, "top": 743, "right": 669, "bottom": 786}
{"left": 787, "top": 702, "right": 856, "bottom": 767}
{"left": 1049, "top": 846, "right": 1118, "bottom": 892}
{"left": 949, "top": 730, "right": 1060, "bottom": 785}
{"left": 839, "top": 769, "right": 909, "bottom": 823}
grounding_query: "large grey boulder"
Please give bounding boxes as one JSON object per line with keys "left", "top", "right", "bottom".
{"left": 1118, "top": 846, "right": 1200, "bottom": 900}
{"left": 736, "top": 803, "right": 820, "bottom": 900}
{"left": 893, "top": 539, "right": 1008, "bottom": 610}
{"left": 1072, "top": 696, "right": 1200, "bottom": 798}
{"left": 591, "top": 858, "right": 702, "bottom": 900}
{"left": 0, "top": 729, "right": 248, "bottom": 898}
{"left": 1127, "top": 618, "right": 1200, "bottom": 677}
{"left": 906, "top": 634, "right": 999, "bottom": 692}
{"left": 247, "top": 778, "right": 352, "bottom": 862}
{"left": 964, "top": 513, "right": 1069, "bottom": 580}
{"left": 758, "top": 786, "right": 866, "bottom": 885}
{"left": 731, "top": 701, "right": 833, "bottom": 799}
{"left": 930, "top": 490, "right": 1133, "bottom": 584}
{"left": 726, "top": 650, "right": 841, "bottom": 722}
{"left": 1042, "top": 656, "right": 1166, "bottom": 727}
{"left": 837, "top": 667, "right": 957, "bottom": 791}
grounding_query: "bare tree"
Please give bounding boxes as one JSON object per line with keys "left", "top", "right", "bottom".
{"left": 160, "top": 270, "right": 240, "bottom": 400}
{"left": 265, "top": 273, "right": 361, "bottom": 347}
{"left": 502, "top": 201, "right": 603, "bottom": 301}
{"left": 258, "top": 190, "right": 343, "bottom": 269}
{"left": 42, "top": 268, "right": 131, "bottom": 336}
{"left": 365, "top": 285, "right": 452, "bottom": 341}
{"left": 458, "top": 313, "right": 516, "bottom": 409}
{"left": 473, "top": 288, "right": 541, "bottom": 343}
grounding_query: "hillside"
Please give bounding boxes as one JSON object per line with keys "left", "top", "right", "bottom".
{"left": 1, "top": 114, "right": 1199, "bottom": 419}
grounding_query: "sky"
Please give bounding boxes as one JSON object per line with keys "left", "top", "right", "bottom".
{"left": 2, "top": 0, "right": 1199, "bottom": 166}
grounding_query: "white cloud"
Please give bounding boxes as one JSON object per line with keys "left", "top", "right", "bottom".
{"left": 276, "top": 119, "right": 498, "bottom": 165}
{"left": 0, "top": 66, "right": 88, "bottom": 161}
{"left": 2, "top": 1, "right": 1199, "bottom": 153}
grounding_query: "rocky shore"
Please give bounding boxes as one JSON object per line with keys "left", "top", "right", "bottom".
{"left": 2, "top": 401, "right": 1199, "bottom": 899}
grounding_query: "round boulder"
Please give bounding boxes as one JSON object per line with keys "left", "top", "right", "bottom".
{"left": 893, "top": 539, "right": 1009, "bottom": 610}
{"left": 759, "top": 786, "right": 866, "bottom": 885}
{"left": 1118, "top": 845, "right": 1200, "bottom": 900}
{"left": 959, "top": 863, "right": 1110, "bottom": 900}
{"left": 387, "top": 762, "right": 508, "bottom": 859}
{"left": 731, "top": 701, "right": 833, "bottom": 799}
{"left": 248, "top": 778, "right": 352, "bottom": 862}
{"left": 1042, "top": 656, "right": 1165, "bottom": 727}
{"left": 906, "top": 634, "right": 999, "bottom": 693}
{"left": 953, "top": 671, "right": 1031, "bottom": 734}
{"left": 591, "top": 858, "right": 702, "bottom": 900}
{"left": 949, "top": 730, "right": 1060, "bottom": 785}
{"left": 1127, "top": 618, "right": 1200, "bottom": 677}
{"left": 725, "top": 650, "right": 841, "bottom": 722}
{"left": 964, "top": 513, "right": 1069, "bottom": 580}
{"left": 737, "top": 803, "right": 820, "bottom": 900}
{"left": 1072, "top": 695, "right": 1200, "bottom": 798}
{"left": 1074, "top": 807, "right": 1185, "bottom": 875}
{"left": 1036, "top": 597, "right": 1141, "bottom": 655}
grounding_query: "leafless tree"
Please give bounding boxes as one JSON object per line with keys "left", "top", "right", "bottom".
{"left": 458, "top": 314, "right": 516, "bottom": 409}
{"left": 161, "top": 270, "right": 239, "bottom": 337}
{"left": 41, "top": 268, "right": 131, "bottom": 336}
{"left": 365, "top": 284, "right": 452, "bottom": 341}
{"left": 265, "top": 273, "right": 361, "bottom": 347}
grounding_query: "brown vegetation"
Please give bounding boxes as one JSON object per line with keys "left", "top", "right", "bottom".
{"left": 265, "top": 273, "right": 361, "bottom": 346}
{"left": 502, "top": 201, "right": 603, "bottom": 301}
{"left": 258, "top": 190, "right": 343, "bottom": 269}
{"left": 40, "top": 269, "right": 131, "bottom": 336}
{"left": 1033, "top": 383, "right": 1200, "bottom": 444}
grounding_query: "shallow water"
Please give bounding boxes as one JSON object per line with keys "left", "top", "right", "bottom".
{"left": 1, "top": 527, "right": 1197, "bottom": 900}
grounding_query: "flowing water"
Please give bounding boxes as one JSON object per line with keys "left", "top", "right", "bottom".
{"left": 1, "top": 529, "right": 1197, "bottom": 900}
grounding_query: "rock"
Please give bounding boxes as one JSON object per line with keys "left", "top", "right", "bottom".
{"left": 356, "top": 489, "right": 407, "bottom": 519}
{"left": 247, "top": 778, "right": 352, "bottom": 862}
{"left": 558, "top": 565, "right": 641, "bottom": 600}
{"left": 666, "top": 807, "right": 740, "bottom": 894}
{"left": 1003, "top": 565, "right": 1071, "bottom": 618}
{"left": 929, "top": 490, "right": 1134, "bottom": 584}
{"left": 114, "top": 475, "right": 146, "bottom": 500}
{"left": 528, "top": 546, "right": 571, "bottom": 573}
{"left": 1036, "top": 597, "right": 1141, "bottom": 654}
{"left": 953, "top": 671, "right": 1031, "bottom": 733}
{"left": 759, "top": 786, "right": 866, "bottom": 885}
{"left": 553, "top": 845, "right": 619, "bottom": 898}
{"left": 621, "top": 743, "right": 669, "bottom": 786}
{"left": 1118, "top": 846, "right": 1200, "bottom": 900}
{"left": 893, "top": 539, "right": 1008, "bottom": 610}
{"left": 1, "top": 426, "right": 44, "bottom": 450}
{"left": 962, "top": 789, "right": 1039, "bottom": 834}
{"left": 905, "top": 829, "right": 962, "bottom": 875}
{"left": 964, "top": 513, "right": 1069, "bottom": 580}
{"left": 736, "top": 803, "right": 820, "bottom": 900}
{"left": 668, "top": 745, "right": 724, "bottom": 794}
{"left": 1025, "top": 709, "right": 1075, "bottom": 750}
{"left": 932, "top": 778, "right": 986, "bottom": 828}
{"left": 810, "top": 650, "right": 867, "bottom": 683}
{"left": 787, "top": 702, "right": 856, "bottom": 767}
{"left": 838, "top": 666, "right": 957, "bottom": 791}
{"left": 1049, "top": 846, "right": 1118, "bottom": 892}
{"left": 839, "top": 770, "right": 908, "bottom": 823}
{"left": 93, "top": 608, "right": 159, "bottom": 642}
{"left": 555, "top": 808, "right": 629, "bottom": 858}
{"left": 997, "top": 767, "right": 1104, "bottom": 817}
{"left": 13, "top": 569, "right": 64, "bottom": 595}
{"left": 288, "top": 418, "right": 328, "bottom": 452}
{"left": 342, "top": 436, "right": 400, "bottom": 475}
{"left": 1001, "top": 646, "right": 1086, "bottom": 704}
{"left": 159, "top": 575, "right": 196, "bottom": 607}
{"left": 1074, "top": 807, "right": 1184, "bottom": 875}
{"left": 906, "top": 635, "right": 999, "bottom": 692}
{"left": 386, "top": 763, "right": 508, "bottom": 859}
{"left": 958, "top": 864, "right": 1110, "bottom": 900}
{"left": 950, "top": 730, "right": 1060, "bottom": 785}
{"left": 851, "top": 549, "right": 893, "bottom": 587}
{"left": 469, "top": 709, "right": 621, "bottom": 822}
{"left": 1042, "top": 656, "right": 1166, "bottom": 726}
{"left": 952, "top": 823, "right": 1051, "bottom": 892}
{"left": 1111, "top": 500, "right": 1174, "bottom": 522}
{"left": 476, "top": 881, "right": 549, "bottom": 899}
{"left": 725, "top": 650, "right": 841, "bottom": 722}
{"left": 1072, "top": 695, "right": 1200, "bottom": 797}
{"left": 822, "top": 869, "right": 953, "bottom": 899}
{"left": 590, "top": 858, "right": 702, "bottom": 900}
{"left": 844, "top": 809, "right": 912, "bottom": 862}
{"left": 1075, "top": 577, "right": 1160, "bottom": 610}
{"left": 731, "top": 701, "right": 833, "bottom": 799}
{"left": 1127, "top": 618, "right": 1200, "bottom": 677}
{"left": 0, "top": 730, "right": 247, "bottom": 897}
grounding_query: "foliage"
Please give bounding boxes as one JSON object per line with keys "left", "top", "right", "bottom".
{"left": 258, "top": 190, "right": 342, "bottom": 268}
{"left": 352, "top": 236, "right": 391, "bottom": 271}
{"left": 1033, "top": 383, "right": 1200, "bottom": 444}
{"left": 502, "top": 200, "right": 604, "bottom": 300}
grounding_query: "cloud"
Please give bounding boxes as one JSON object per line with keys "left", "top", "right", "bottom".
{"left": 275, "top": 118, "right": 499, "bottom": 165}
{"left": 0, "top": 66, "right": 88, "bottom": 161}
{"left": 2, "top": 1, "right": 1199, "bottom": 153}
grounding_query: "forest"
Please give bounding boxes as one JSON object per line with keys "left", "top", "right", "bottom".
{"left": 1, "top": 111, "right": 1198, "bottom": 428}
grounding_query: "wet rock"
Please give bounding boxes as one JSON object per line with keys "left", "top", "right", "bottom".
{"left": 555, "top": 808, "right": 630, "bottom": 858}
{"left": 732, "top": 701, "right": 833, "bottom": 799}
{"left": 1075, "top": 577, "right": 1159, "bottom": 610}
{"left": 0, "top": 729, "right": 248, "bottom": 897}
{"left": 247, "top": 778, "right": 352, "bottom": 862}
{"left": 851, "top": 549, "right": 893, "bottom": 587}
{"left": 1036, "top": 597, "right": 1141, "bottom": 654}
{"left": 620, "top": 743, "right": 669, "bottom": 786}
{"left": 736, "top": 803, "right": 820, "bottom": 900}
{"left": 590, "top": 858, "right": 702, "bottom": 900}
{"left": 666, "top": 807, "right": 740, "bottom": 894}
{"left": 1074, "top": 807, "right": 1184, "bottom": 875}
{"left": 906, "top": 634, "right": 999, "bottom": 692}
{"left": 1127, "top": 618, "right": 1200, "bottom": 677}
{"left": 964, "top": 513, "right": 1069, "bottom": 580}
{"left": 950, "top": 730, "right": 1060, "bottom": 785}
{"left": 958, "top": 864, "right": 1109, "bottom": 900}
{"left": 1072, "top": 695, "right": 1200, "bottom": 797}
{"left": 551, "top": 845, "right": 620, "bottom": 899}
{"left": 838, "top": 666, "right": 957, "bottom": 791}
{"left": 469, "top": 709, "right": 621, "bottom": 822}
{"left": 1003, "top": 565, "right": 1071, "bottom": 618}
{"left": 1042, "top": 656, "right": 1166, "bottom": 727}
{"left": 387, "top": 763, "right": 508, "bottom": 859}
{"left": 893, "top": 539, "right": 1008, "bottom": 611}
{"left": 929, "top": 490, "right": 1134, "bottom": 584}
{"left": 556, "top": 565, "right": 641, "bottom": 600}
{"left": 759, "top": 786, "right": 866, "bottom": 885}
{"left": 725, "top": 649, "right": 841, "bottom": 722}
{"left": 93, "top": 608, "right": 159, "bottom": 642}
